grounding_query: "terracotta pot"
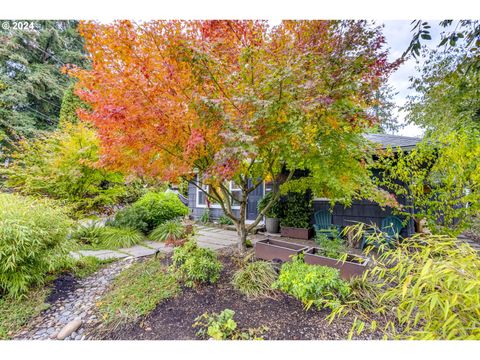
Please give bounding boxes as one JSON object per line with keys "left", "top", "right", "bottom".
{"left": 303, "top": 247, "right": 369, "bottom": 280}
{"left": 280, "top": 226, "right": 313, "bottom": 240}
{"left": 255, "top": 238, "right": 308, "bottom": 262}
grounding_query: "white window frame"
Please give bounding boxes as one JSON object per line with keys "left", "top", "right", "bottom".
{"left": 196, "top": 180, "right": 241, "bottom": 209}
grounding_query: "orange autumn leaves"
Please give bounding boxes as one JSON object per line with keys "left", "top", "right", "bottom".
{"left": 70, "top": 20, "right": 397, "bottom": 194}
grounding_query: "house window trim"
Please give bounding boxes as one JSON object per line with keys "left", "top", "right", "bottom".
{"left": 195, "top": 180, "right": 241, "bottom": 210}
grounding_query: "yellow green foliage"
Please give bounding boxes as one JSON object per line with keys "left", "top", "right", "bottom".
{"left": 329, "top": 229, "right": 480, "bottom": 340}
{"left": 2, "top": 122, "right": 127, "bottom": 215}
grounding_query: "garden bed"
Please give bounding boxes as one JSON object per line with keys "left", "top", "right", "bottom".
{"left": 90, "top": 251, "right": 384, "bottom": 340}
{"left": 304, "top": 248, "right": 369, "bottom": 280}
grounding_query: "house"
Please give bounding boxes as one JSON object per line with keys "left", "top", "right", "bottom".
{"left": 187, "top": 133, "right": 422, "bottom": 237}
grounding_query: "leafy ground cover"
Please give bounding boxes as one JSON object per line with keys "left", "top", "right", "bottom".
{"left": 0, "top": 287, "right": 50, "bottom": 339}
{"left": 97, "top": 257, "right": 179, "bottom": 327}
{"left": 91, "top": 250, "right": 385, "bottom": 340}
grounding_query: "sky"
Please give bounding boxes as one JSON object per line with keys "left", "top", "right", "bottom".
{"left": 381, "top": 20, "right": 443, "bottom": 138}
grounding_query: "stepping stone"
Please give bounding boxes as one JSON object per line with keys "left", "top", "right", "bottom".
{"left": 119, "top": 245, "right": 157, "bottom": 257}
{"left": 196, "top": 237, "right": 237, "bottom": 247}
{"left": 71, "top": 250, "right": 128, "bottom": 260}
{"left": 197, "top": 241, "right": 228, "bottom": 250}
{"left": 143, "top": 241, "right": 173, "bottom": 253}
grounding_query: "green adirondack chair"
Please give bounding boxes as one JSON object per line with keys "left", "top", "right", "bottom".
{"left": 313, "top": 210, "right": 341, "bottom": 239}
{"left": 361, "top": 216, "right": 403, "bottom": 249}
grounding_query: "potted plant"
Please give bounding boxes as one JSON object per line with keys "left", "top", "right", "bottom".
{"left": 280, "top": 191, "right": 313, "bottom": 240}
{"left": 257, "top": 192, "right": 282, "bottom": 234}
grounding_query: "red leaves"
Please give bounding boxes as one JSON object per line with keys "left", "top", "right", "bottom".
{"left": 71, "top": 20, "right": 396, "bottom": 185}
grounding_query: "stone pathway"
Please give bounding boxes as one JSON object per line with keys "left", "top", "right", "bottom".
{"left": 14, "top": 258, "right": 136, "bottom": 341}
{"left": 69, "top": 227, "right": 243, "bottom": 261}
{"left": 70, "top": 241, "right": 172, "bottom": 261}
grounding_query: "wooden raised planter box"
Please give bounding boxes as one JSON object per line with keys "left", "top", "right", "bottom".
{"left": 304, "top": 247, "right": 370, "bottom": 280}
{"left": 255, "top": 238, "right": 308, "bottom": 262}
{"left": 280, "top": 226, "right": 313, "bottom": 240}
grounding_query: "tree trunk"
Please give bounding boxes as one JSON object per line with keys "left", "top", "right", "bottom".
{"left": 236, "top": 197, "right": 248, "bottom": 252}
{"left": 237, "top": 222, "right": 248, "bottom": 252}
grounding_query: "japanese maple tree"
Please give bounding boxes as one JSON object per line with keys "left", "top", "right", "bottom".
{"left": 71, "top": 20, "right": 398, "bottom": 250}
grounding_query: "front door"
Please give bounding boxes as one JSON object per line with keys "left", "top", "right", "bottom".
{"left": 246, "top": 179, "right": 264, "bottom": 220}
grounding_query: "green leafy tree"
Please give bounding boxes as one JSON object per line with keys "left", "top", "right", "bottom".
{"left": 404, "top": 20, "right": 479, "bottom": 73}
{"left": 59, "top": 82, "right": 86, "bottom": 126}
{"left": 72, "top": 20, "right": 399, "bottom": 250}
{"left": 0, "top": 20, "right": 87, "bottom": 148}
{"left": 375, "top": 47, "right": 480, "bottom": 235}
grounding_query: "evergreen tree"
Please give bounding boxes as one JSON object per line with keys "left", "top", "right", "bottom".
{"left": 0, "top": 20, "right": 87, "bottom": 147}
{"left": 59, "top": 82, "right": 85, "bottom": 126}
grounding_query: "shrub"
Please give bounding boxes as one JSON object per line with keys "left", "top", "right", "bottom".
{"left": 98, "top": 227, "right": 144, "bottom": 248}
{"left": 257, "top": 191, "right": 282, "bottom": 218}
{"left": 273, "top": 256, "right": 351, "bottom": 310}
{"left": 328, "top": 232, "right": 480, "bottom": 340}
{"left": 149, "top": 220, "right": 185, "bottom": 243}
{"left": 218, "top": 215, "right": 234, "bottom": 225}
{"left": 109, "top": 205, "right": 150, "bottom": 233}
{"left": 232, "top": 261, "right": 277, "bottom": 298}
{"left": 70, "top": 221, "right": 105, "bottom": 245}
{"left": 314, "top": 234, "right": 346, "bottom": 259}
{"left": 70, "top": 221, "right": 143, "bottom": 249}
{"left": 200, "top": 208, "right": 210, "bottom": 224}
{"left": 193, "top": 309, "right": 267, "bottom": 340}
{"left": 110, "top": 191, "right": 188, "bottom": 233}
{"left": 0, "top": 194, "right": 73, "bottom": 297}
{"left": 1, "top": 123, "right": 127, "bottom": 215}
{"left": 280, "top": 191, "right": 312, "bottom": 228}
{"left": 98, "top": 257, "right": 179, "bottom": 325}
{"left": 171, "top": 240, "right": 222, "bottom": 287}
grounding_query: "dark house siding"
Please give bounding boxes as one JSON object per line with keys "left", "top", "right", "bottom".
{"left": 312, "top": 199, "right": 415, "bottom": 238}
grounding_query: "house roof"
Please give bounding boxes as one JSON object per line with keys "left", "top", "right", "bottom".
{"left": 363, "top": 133, "right": 422, "bottom": 151}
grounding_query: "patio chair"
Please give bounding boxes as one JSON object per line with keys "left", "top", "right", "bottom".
{"left": 360, "top": 216, "right": 403, "bottom": 249}
{"left": 313, "top": 210, "right": 341, "bottom": 239}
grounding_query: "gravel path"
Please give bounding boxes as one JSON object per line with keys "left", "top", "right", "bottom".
{"left": 14, "top": 258, "right": 136, "bottom": 340}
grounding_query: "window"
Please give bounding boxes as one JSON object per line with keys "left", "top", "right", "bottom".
{"left": 264, "top": 181, "right": 274, "bottom": 194}
{"left": 196, "top": 179, "right": 241, "bottom": 209}
{"left": 196, "top": 183, "right": 209, "bottom": 207}
{"left": 230, "top": 181, "right": 242, "bottom": 207}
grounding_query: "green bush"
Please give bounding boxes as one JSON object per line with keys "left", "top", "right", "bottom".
{"left": 273, "top": 256, "right": 350, "bottom": 310}
{"left": 1, "top": 123, "right": 128, "bottom": 215}
{"left": 193, "top": 309, "right": 267, "bottom": 340}
{"left": 149, "top": 220, "right": 185, "bottom": 242}
{"left": 200, "top": 209, "right": 210, "bottom": 224}
{"left": 232, "top": 261, "right": 277, "bottom": 298}
{"left": 98, "top": 227, "right": 143, "bottom": 248}
{"left": 280, "top": 191, "right": 312, "bottom": 228}
{"left": 98, "top": 257, "right": 179, "bottom": 325}
{"left": 171, "top": 240, "right": 222, "bottom": 287}
{"left": 0, "top": 194, "right": 73, "bottom": 297}
{"left": 111, "top": 191, "right": 188, "bottom": 233}
{"left": 70, "top": 221, "right": 105, "bottom": 245}
{"left": 70, "top": 222, "right": 143, "bottom": 249}
{"left": 257, "top": 191, "right": 282, "bottom": 218}
{"left": 328, "top": 230, "right": 480, "bottom": 340}
{"left": 218, "top": 215, "right": 234, "bottom": 225}
{"left": 314, "top": 234, "right": 346, "bottom": 259}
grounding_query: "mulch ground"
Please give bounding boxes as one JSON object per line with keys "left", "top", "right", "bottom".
{"left": 96, "top": 250, "right": 383, "bottom": 340}
{"left": 45, "top": 274, "right": 79, "bottom": 304}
